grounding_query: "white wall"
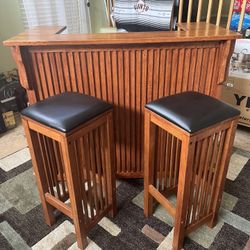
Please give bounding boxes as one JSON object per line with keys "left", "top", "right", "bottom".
{"left": 89, "top": 0, "right": 109, "bottom": 33}
{"left": 0, "top": 0, "right": 24, "bottom": 73}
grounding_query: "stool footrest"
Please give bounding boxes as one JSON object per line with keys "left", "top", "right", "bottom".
{"left": 186, "top": 212, "right": 213, "bottom": 234}
{"left": 149, "top": 185, "right": 176, "bottom": 217}
{"left": 45, "top": 193, "right": 72, "bottom": 219}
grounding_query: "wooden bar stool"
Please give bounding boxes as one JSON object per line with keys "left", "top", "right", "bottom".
{"left": 144, "top": 91, "right": 240, "bottom": 250}
{"left": 21, "top": 92, "right": 116, "bottom": 250}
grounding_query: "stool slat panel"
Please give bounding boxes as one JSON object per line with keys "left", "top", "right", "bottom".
{"left": 144, "top": 92, "right": 239, "bottom": 249}
{"left": 22, "top": 95, "right": 116, "bottom": 249}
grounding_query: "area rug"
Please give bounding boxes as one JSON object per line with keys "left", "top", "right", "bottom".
{"left": 0, "top": 148, "right": 249, "bottom": 249}
{"left": 0, "top": 115, "right": 27, "bottom": 159}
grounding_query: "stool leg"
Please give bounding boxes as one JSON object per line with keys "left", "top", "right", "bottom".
{"left": 173, "top": 138, "right": 195, "bottom": 250}
{"left": 144, "top": 111, "right": 157, "bottom": 218}
{"left": 22, "top": 119, "right": 55, "bottom": 226}
{"left": 60, "top": 139, "right": 88, "bottom": 250}
{"left": 208, "top": 120, "right": 238, "bottom": 228}
{"left": 106, "top": 112, "right": 117, "bottom": 217}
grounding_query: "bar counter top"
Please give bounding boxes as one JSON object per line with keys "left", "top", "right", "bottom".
{"left": 4, "top": 23, "right": 240, "bottom": 47}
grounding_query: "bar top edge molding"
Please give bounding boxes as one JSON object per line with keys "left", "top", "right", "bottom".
{"left": 4, "top": 23, "right": 241, "bottom": 47}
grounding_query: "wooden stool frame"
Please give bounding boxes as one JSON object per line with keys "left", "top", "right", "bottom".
{"left": 22, "top": 109, "right": 116, "bottom": 250}
{"left": 144, "top": 108, "right": 239, "bottom": 250}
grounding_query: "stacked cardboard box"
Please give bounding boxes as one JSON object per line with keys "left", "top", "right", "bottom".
{"left": 221, "top": 39, "right": 250, "bottom": 127}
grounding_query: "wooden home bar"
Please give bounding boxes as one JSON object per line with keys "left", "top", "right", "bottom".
{"left": 4, "top": 23, "right": 240, "bottom": 178}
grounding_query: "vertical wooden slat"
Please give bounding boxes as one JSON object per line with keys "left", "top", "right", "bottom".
{"left": 118, "top": 50, "right": 126, "bottom": 173}
{"left": 100, "top": 124, "right": 109, "bottom": 207}
{"left": 178, "top": 0, "right": 184, "bottom": 24}
{"left": 227, "top": 0, "right": 235, "bottom": 30}
{"left": 38, "top": 134, "right": 55, "bottom": 196}
{"left": 193, "top": 48, "right": 203, "bottom": 92}
{"left": 130, "top": 50, "right": 136, "bottom": 174}
{"left": 147, "top": 49, "right": 154, "bottom": 102}
{"left": 169, "top": 136, "right": 176, "bottom": 188}
{"left": 164, "top": 50, "right": 172, "bottom": 96}
{"left": 94, "top": 128, "right": 104, "bottom": 210}
{"left": 153, "top": 49, "right": 160, "bottom": 100}
{"left": 204, "top": 133, "right": 219, "bottom": 216}
{"left": 73, "top": 52, "right": 83, "bottom": 93}
{"left": 124, "top": 50, "right": 131, "bottom": 173}
{"left": 206, "top": 0, "right": 213, "bottom": 23}
{"left": 158, "top": 130, "right": 166, "bottom": 190}
{"left": 174, "top": 139, "right": 181, "bottom": 186}
{"left": 176, "top": 48, "right": 185, "bottom": 93}
{"left": 46, "top": 138, "right": 61, "bottom": 198}
{"left": 182, "top": 48, "right": 191, "bottom": 92}
{"left": 99, "top": 51, "right": 108, "bottom": 101}
{"left": 105, "top": 51, "right": 113, "bottom": 103}
{"left": 49, "top": 53, "right": 60, "bottom": 95}
{"left": 74, "top": 139, "right": 89, "bottom": 223}
{"left": 238, "top": 0, "right": 247, "bottom": 31}
{"left": 196, "top": 0, "right": 203, "bottom": 22}
{"left": 53, "top": 140, "right": 67, "bottom": 198}
{"left": 135, "top": 50, "right": 142, "bottom": 173}
{"left": 199, "top": 135, "right": 214, "bottom": 217}
{"left": 164, "top": 133, "right": 171, "bottom": 189}
{"left": 43, "top": 53, "right": 55, "bottom": 96}
{"left": 141, "top": 49, "right": 148, "bottom": 173}
{"left": 68, "top": 52, "right": 78, "bottom": 92}
{"left": 187, "top": 48, "right": 197, "bottom": 91}
{"left": 61, "top": 53, "right": 72, "bottom": 92}
{"left": 170, "top": 49, "right": 178, "bottom": 95}
{"left": 83, "top": 134, "right": 95, "bottom": 219}
{"left": 211, "top": 47, "right": 220, "bottom": 97}
{"left": 187, "top": 0, "right": 193, "bottom": 23}
{"left": 205, "top": 48, "right": 216, "bottom": 95}
{"left": 191, "top": 139, "right": 207, "bottom": 223}
{"left": 216, "top": 0, "right": 224, "bottom": 26}
{"left": 31, "top": 53, "right": 44, "bottom": 100}
{"left": 86, "top": 52, "right": 95, "bottom": 96}
{"left": 93, "top": 52, "right": 102, "bottom": 99}
{"left": 80, "top": 52, "right": 90, "bottom": 95}
{"left": 111, "top": 51, "right": 121, "bottom": 173}
{"left": 208, "top": 130, "right": 226, "bottom": 213}
{"left": 158, "top": 49, "right": 166, "bottom": 98}
{"left": 89, "top": 132, "right": 100, "bottom": 215}
{"left": 37, "top": 53, "right": 49, "bottom": 98}
{"left": 199, "top": 48, "right": 209, "bottom": 93}
{"left": 55, "top": 53, "right": 66, "bottom": 93}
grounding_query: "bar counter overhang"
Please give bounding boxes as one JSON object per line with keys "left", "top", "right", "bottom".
{"left": 4, "top": 22, "right": 241, "bottom": 178}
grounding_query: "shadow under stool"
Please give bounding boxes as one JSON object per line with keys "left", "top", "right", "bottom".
{"left": 144, "top": 91, "right": 240, "bottom": 250}
{"left": 21, "top": 92, "right": 117, "bottom": 249}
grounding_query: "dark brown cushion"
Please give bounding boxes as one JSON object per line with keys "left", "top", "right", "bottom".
{"left": 21, "top": 92, "right": 112, "bottom": 132}
{"left": 145, "top": 91, "right": 240, "bottom": 133}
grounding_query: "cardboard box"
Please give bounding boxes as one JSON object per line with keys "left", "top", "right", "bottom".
{"left": 221, "top": 39, "right": 250, "bottom": 128}
{"left": 221, "top": 76, "right": 250, "bottom": 128}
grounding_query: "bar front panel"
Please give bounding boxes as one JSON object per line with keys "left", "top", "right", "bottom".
{"left": 23, "top": 41, "right": 225, "bottom": 178}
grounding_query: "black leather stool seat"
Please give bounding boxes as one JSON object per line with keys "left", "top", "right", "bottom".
{"left": 21, "top": 92, "right": 112, "bottom": 132}
{"left": 145, "top": 91, "right": 240, "bottom": 133}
